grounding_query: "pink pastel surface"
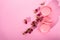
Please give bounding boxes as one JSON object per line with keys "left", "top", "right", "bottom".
{"left": 0, "top": 0, "right": 60, "bottom": 40}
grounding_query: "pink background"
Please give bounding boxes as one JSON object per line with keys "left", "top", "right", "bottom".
{"left": 0, "top": 0, "right": 60, "bottom": 40}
